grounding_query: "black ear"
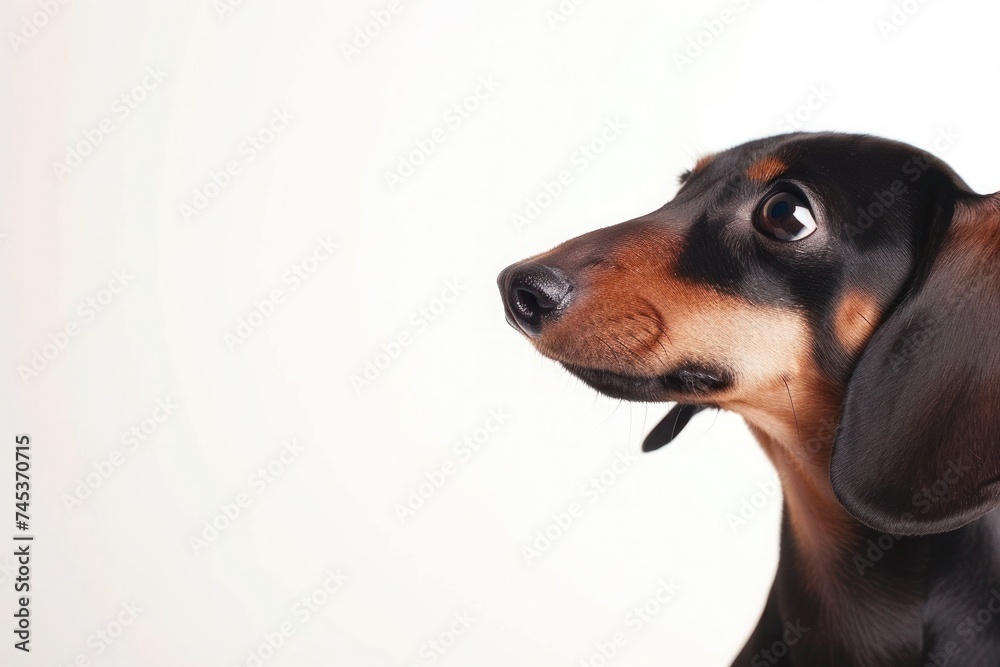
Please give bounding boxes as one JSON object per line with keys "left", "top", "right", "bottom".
{"left": 831, "top": 197, "right": 1000, "bottom": 535}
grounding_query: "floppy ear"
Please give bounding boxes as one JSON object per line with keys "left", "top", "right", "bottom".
{"left": 831, "top": 197, "right": 1000, "bottom": 535}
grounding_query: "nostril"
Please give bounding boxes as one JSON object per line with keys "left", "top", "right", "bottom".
{"left": 513, "top": 288, "right": 545, "bottom": 326}
{"left": 498, "top": 263, "right": 573, "bottom": 336}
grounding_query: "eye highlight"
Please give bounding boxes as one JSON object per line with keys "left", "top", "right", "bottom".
{"left": 754, "top": 192, "right": 817, "bottom": 242}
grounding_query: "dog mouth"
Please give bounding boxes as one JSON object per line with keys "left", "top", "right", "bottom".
{"left": 562, "top": 363, "right": 732, "bottom": 402}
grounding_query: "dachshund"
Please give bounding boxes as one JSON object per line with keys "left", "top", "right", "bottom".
{"left": 497, "top": 132, "right": 1000, "bottom": 666}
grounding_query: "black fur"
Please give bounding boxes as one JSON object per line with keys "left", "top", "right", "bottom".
{"left": 499, "top": 132, "right": 1000, "bottom": 665}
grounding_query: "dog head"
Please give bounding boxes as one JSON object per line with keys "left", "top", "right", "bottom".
{"left": 498, "top": 132, "right": 1000, "bottom": 536}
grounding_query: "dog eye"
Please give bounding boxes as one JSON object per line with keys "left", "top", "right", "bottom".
{"left": 755, "top": 192, "right": 817, "bottom": 241}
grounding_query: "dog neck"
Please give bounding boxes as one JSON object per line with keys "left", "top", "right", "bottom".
{"left": 733, "top": 375, "right": 943, "bottom": 665}
{"left": 736, "top": 376, "right": 860, "bottom": 569}
{"left": 731, "top": 371, "right": 935, "bottom": 625}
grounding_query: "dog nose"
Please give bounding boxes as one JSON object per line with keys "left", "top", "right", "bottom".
{"left": 498, "top": 262, "right": 573, "bottom": 336}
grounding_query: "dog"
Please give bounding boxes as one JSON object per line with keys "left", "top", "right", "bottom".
{"left": 497, "top": 132, "right": 1000, "bottom": 666}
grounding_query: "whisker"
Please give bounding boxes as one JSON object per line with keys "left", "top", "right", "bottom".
{"left": 612, "top": 335, "right": 645, "bottom": 365}
{"left": 596, "top": 336, "right": 627, "bottom": 373}
{"left": 782, "top": 376, "right": 803, "bottom": 451}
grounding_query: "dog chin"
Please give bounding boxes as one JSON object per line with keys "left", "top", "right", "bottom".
{"left": 562, "top": 363, "right": 732, "bottom": 402}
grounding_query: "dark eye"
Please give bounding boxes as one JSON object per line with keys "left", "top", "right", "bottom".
{"left": 754, "top": 192, "right": 817, "bottom": 241}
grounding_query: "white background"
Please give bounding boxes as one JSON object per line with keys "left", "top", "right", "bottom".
{"left": 4, "top": 0, "right": 1000, "bottom": 665}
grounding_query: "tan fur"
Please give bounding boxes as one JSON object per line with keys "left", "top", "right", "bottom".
{"left": 832, "top": 289, "right": 881, "bottom": 357}
{"left": 693, "top": 154, "right": 715, "bottom": 174}
{"left": 746, "top": 156, "right": 788, "bottom": 182}
{"left": 530, "top": 225, "right": 869, "bottom": 586}
{"left": 531, "top": 233, "right": 812, "bottom": 398}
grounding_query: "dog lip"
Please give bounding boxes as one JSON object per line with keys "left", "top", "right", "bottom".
{"left": 562, "top": 363, "right": 731, "bottom": 401}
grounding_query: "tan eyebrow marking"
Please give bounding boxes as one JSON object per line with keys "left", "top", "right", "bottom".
{"left": 746, "top": 156, "right": 788, "bottom": 182}
{"left": 693, "top": 154, "right": 715, "bottom": 173}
